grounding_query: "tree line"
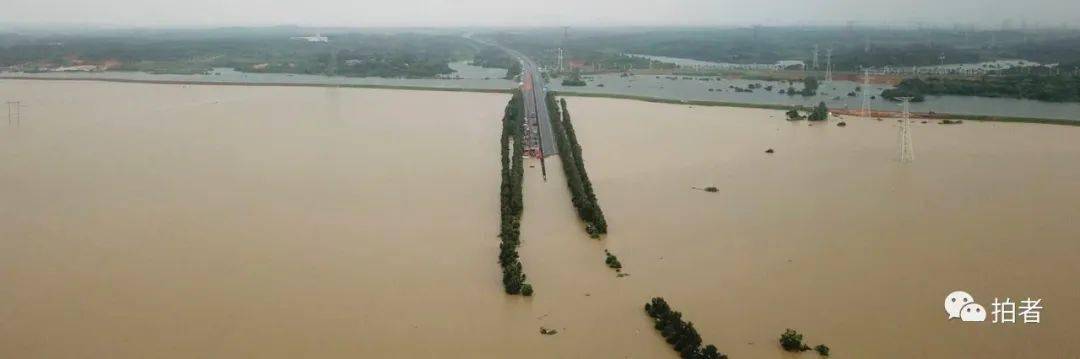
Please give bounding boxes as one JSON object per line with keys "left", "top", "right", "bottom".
{"left": 498, "top": 91, "right": 532, "bottom": 296}
{"left": 785, "top": 102, "right": 829, "bottom": 121}
{"left": 545, "top": 94, "right": 609, "bottom": 237}
{"left": 644, "top": 297, "right": 727, "bottom": 359}
{"left": 0, "top": 30, "right": 475, "bottom": 78}
{"left": 470, "top": 45, "right": 521, "bottom": 80}
{"left": 883, "top": 73, "right": 1080, "bottom": 103}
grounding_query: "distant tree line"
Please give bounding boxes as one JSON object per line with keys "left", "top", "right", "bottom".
{"left": 644, "top": 297, "right": 727, "bottom": 359}
{"left": 0, "top": 31, "right": 474, "bottom": 78}
{"left": 470, "top": 45, "right": 521, "bottom": 80}
{"left": 508, "top": 27, "right": 1080, "bottom": 71}
{"left": 498, "top": 91, "right": 532, "bottom": 296}
{"left": 545, "top": 94, "right": 608, "bottom": 237}
{"left": 884, "top": 73, "right": 1080, "bottom": 102}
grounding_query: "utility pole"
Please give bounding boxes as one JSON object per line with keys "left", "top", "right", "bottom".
{"left": 861, "top": 69, "right": 872, "bottom": 119}
{"left": 557, "top": 27, "right": 569, "bottom": 73}
{"left": 6, "top": 101, "right": 20, "bottom": 127}
{"left": 896, "top": 97, "right": 915, "bottom": 163}
{"left": 825, "top": 48, "right": 833, "bottom": 82}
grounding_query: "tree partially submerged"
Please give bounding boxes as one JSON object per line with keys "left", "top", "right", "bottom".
{"left": 604, "top": 249, "right": 623, "bottom": 271}
{"left": 644, "top": 297, "right": 728, "bottom": 359}
{"left": 497, "top": 91, "right": 531, "bottom": 295}
{"left": 786, "top": 108, "right": 805, "bottom": 121}
{"left": 807, "top": 102, "right": 829, "bottom": 121}
{"left": 546, "top": 94, "right": 608, "bottom": 237}
{"left": 779, "top": 328, "right": 810, "bottom": 352}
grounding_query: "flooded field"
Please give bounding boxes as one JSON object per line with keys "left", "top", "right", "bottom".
{"left": 1, "top": 80, "right": 1078, "bottom": 358}
{"left": 559, "top": 97, "right": 1080, "bottom": 358}
{"left": 552, "top": 73, "right": 1080, "bottom": 121}
{"left": 0, "top": 80, "right": 530, "bottom": 357}
{"left": 1, "top": 61, "right": 516, "bottom": 91}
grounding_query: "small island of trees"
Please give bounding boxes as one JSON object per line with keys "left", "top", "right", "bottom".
{"left": 645, "top": 297, "right": 727, "bottom": 359}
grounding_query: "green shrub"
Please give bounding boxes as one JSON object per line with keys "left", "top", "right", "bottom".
{"left": 604, "top": 250, "right": 623, "bottom": 271}
{"left": 779, "top": 328, "right": 809, "bottom": 352}
{"left": 814, "top": 344, "right": 830, "bottom": 356}
{"left": 785, "top": 108, "right": 805, "bottom": 121}
{"left": 807, "top": 102, "right": 829, "bottom": 121}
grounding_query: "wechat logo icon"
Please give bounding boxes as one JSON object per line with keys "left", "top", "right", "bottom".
{"left": 945, "top": 290, "right": 986, "bottom": 322}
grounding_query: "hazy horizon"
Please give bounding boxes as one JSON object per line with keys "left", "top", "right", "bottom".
{"left": 3, "top": 0, "right": 1080, "bottom": 29}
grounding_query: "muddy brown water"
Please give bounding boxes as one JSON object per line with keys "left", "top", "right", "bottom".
{"left": 1, "top": 80, "right": 1078, "bottom": 358}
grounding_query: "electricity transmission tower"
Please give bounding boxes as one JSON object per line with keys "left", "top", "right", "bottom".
{"left": 861, "top": 69, "right": 872, "bottom": 118}
{"left": 896, "top": 97, "right": 915, "bottom": 163}
{"left": 812, "top": 44, "right": 819, "bottom": 70}
{"left": 557, "top": 27, "right": 569, "bottom": 73}
{"left": 6, "top": 101, "right": 20, "bottom": 126}
{"left": 825, "top": 48, "right": 833, "bottom": 82}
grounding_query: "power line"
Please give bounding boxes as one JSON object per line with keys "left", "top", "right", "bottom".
{"left": 6, "top": 101, "right": 20, "bottom": 127}
{"left": 895, "top": 97, "right": 915, "bottom": 163}
{"left": 825, "top": 48, "right": 833, "bottom": 82}
{"left": 861, "top": 69, "right": 872, "bottom": 119}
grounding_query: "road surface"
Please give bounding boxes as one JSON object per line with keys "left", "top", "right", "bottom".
{"left": 515, "top": 55, "right": 557, "bottom": 157}
{"left": 464, "top": 34, "right": 557, "bottom": 157}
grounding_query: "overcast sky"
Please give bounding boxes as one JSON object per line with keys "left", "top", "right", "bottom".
{"left": 3, "top": 0, "right": 1080, "bottom": 28}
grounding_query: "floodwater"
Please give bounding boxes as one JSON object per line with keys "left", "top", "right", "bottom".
{"left": 0, "top": 80, "right": 525, "bottom": 357}
{"left": 1, "top": 80, "right": 1078, "bottom": 358}
{"left": 1, "top": 61, "right": 515, "bottom": 91}
{"left": 557, "top": 97, "right": 1080, "bottom": 358}
{"left": 8, "top": 57, "right": 1080, "bottom": 121}
{"left": 551, "top": 73, "right": 1080, "bottom": 121}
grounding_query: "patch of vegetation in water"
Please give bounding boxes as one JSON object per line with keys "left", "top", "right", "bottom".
{"left": 604, "top": 250, "right": 623, "bottom": 272}
{"left": 546, "top": 94, "right": 608, "bottom": 237}
{"left": 885, "top": 73, "right": 1080, "bottom": 103}
{"left": 644, "top": 297, "right": 728, "bottom": 359}
{"left": 779, "top": 328, "right": 830, "bottom": 356}
{"left": 497, "top": 91, "right": 532, "bottom": 296}
{"left": 807, "top": 102, "right": 829, "bottom": 121}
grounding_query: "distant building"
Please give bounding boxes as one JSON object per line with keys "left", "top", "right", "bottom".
{"left": 52, "top": 65, "right": 99, "bottom": 72}
{"left": 567, "top": 59, "right": 587, "bottom": 70}
{"left": 344, "top": 59, "right": 364, "bottom": 67}
{"left": 776, "top": 60, "right": 805, "bottom": 70}
{"left": 291, "top": 34, "right": 329, "bottom": 43}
